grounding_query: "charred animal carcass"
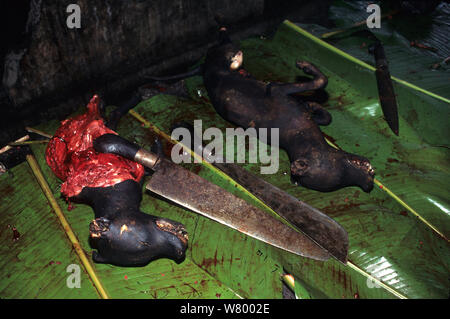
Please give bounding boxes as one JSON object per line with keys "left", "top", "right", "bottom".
{"left": 144, "top": 27, "right": 375, "bottom": 192}
{"left": 45, "top": 95, "right": 188, "bottom": 266}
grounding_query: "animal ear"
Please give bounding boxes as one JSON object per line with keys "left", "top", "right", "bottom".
{"left": 89, "top": 217, "right": 111, "bottom": 239}
{"left": 218, "top": 26, "right": 232, "bottom": 44}
{"left": 291, "top": 158, "right": 309, "bottom": 176}
{"left": 306, "top": 102, "right": 332, "bottom": 126}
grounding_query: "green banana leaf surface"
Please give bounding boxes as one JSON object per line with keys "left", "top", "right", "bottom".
{"left": 0, "top": 16, "right": 448, "bottom": 299}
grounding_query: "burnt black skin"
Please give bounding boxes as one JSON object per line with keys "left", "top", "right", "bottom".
{"left": 73, "top": 179, "right": 188, "bottom": 267}
{"left": 203, "top": 32, "right": 374, "bottom": 192}
{"left": 119, "top": 28, "right": 375, "bottom": 192}
{"left": 64, "top": 102, "right": 188, "bottom": 267}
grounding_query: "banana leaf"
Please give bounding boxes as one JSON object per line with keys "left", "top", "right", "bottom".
{"left": 0, "top": 18, "right": 449, "bottom": 299}
{"left": 309, "top": 0, "right": 450, "bottom": 99}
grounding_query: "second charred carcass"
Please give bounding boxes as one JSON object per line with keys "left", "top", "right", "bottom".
{"left": 144, "top": 27, "right": 375, "bottom": 193}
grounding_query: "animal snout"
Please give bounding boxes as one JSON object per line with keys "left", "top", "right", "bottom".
{"left": 155, "top": 218, "right": 189, "bottom": 247}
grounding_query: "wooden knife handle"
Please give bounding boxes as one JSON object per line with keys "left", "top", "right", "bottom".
{"left": 93, "top": 134, "right": 159, "bottom": 169}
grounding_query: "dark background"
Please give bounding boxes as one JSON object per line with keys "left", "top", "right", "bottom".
{"left": 0, "top": 0, "right": 444, "bottom": 147}
{"left": 0, "top": 0, "right": 333, "bottom": 147}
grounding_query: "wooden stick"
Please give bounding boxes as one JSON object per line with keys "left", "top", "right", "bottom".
{"left": 26, "top": 153, "right": 110, "bottom": 299}
{"left": 8, "top": 140, "right": 49, "bottom": 146}
{"left": 25, "top": 126, "right": 53, "bottom": 139}
{"left": 0, "top": 135, "right": 30, "bottom": 155}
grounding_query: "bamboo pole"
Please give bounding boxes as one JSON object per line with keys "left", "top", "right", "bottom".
{"left": 26, "top": 153, "right": 110, "bottom": 299}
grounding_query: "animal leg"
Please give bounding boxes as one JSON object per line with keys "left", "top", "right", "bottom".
{"left": 107, "top": 80, "right": 190, "bottom": 131}
{"left": 142, "top": 65, "right": 203, "bottom": 82}
{"left": 107, "top": 91, "right": 142, "bottom": 131}
{"left": 139, "top": 80, "right": 190, "bottom": 100}
{"left": 268, "top": 61, "right": 328, "bottom": 96}
{"left": 306, "top": 101, "right": 332, "bottom": 126}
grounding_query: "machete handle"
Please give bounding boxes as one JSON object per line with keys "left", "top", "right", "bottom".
{"left": 93, "top": 134, "right": 159, "bottom": 170}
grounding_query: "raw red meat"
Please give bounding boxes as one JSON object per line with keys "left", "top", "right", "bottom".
{"left": 46, "top": 95, "right": 144, "bottom": 198}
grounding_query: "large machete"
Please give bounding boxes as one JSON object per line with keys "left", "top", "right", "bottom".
{"left": 173, "top": 123, "right": 349, "bottom": 264}
{"left": 93, "top": 134, "right": 331, "bottom": 261}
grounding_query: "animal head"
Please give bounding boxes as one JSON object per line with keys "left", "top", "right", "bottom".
{"left": 290, "top": 148, "right": 375, "bottom": 193}
{"left": 206, "top": 43, "right": 243, "bottom": 72}
{"left": 89, "top": 213, "right": 188, "bottom": 267}
{"left": 205, "top": 27, "right": 243, "bottom": 72}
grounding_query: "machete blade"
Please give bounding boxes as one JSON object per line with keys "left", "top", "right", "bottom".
{"left": 92, "top": 133, "right": 331, "bottom": 261}
{"left": 171, "top": 122, "right": 348, "bottom": 263}
{"left": 214, "top": 162, "right": 349, "bottom": 264}
{"left": 375, "top": 64, "right": 399, "bottom": 135}
{"left": 324, "top": 30, "right": 399, "bottom": 135}
{"left": 369, "top": 37, "right": 399, "bottom": 135}
{"left": 146, "top": 159, "right": 331, "bottom": 261}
